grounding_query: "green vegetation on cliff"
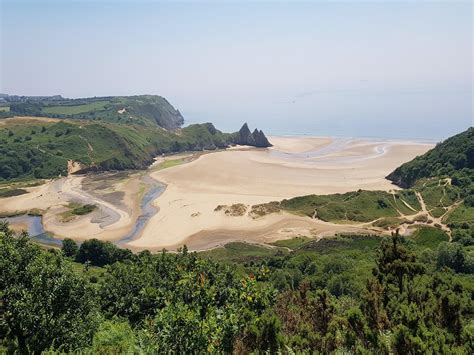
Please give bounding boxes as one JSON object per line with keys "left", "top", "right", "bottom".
{"left": 0, "top": 95, "right": 271, "bottom": 181}
{"left": 0, "top": 119, "right": 256, "bottom": 181}
{"left": 5, "top": 95, "right": 185, "bottom": 129}
{"left": 387, "top": 127, "right": 473, "bottom": 189}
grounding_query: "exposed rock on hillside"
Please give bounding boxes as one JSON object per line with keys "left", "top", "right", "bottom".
{"left": 235, "top": 123, "right": 272, "bottom": 148}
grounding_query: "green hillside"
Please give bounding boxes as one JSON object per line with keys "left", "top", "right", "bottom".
{"left": 5, "top": 95, "right": 185, "bottom": 129}
{"left": 0, "top": 94, "right": 273, "bottom": 181}
{"left": 386, "top": 127, "right": 473, "bottom": 188}
{"left": 0, "top": 119, "right": 237, "bottom": 181}
{"left": 279, "top": 190, "right": 421, "bottom": 222}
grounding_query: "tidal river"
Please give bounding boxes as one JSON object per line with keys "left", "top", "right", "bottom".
{"left": 1, "top": 175, "right": 166, "bottom": 248}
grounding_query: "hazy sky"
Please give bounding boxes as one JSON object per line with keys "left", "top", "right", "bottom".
{"left": 1, "top": 0, "right": 472, "bottom": 139}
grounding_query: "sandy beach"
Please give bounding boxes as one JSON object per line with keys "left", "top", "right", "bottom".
{"left": 1, "top": 136, "right": 433, "bottom": 250}
{"left": 127, "top": 136, "right": 433, "bottom": 250}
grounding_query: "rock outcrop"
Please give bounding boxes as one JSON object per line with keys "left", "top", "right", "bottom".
{"left": 235, "top": 123, "right": 272, "bottom": 148}
{"left": 67, "top": 160, "right": 88, "bottom": 175}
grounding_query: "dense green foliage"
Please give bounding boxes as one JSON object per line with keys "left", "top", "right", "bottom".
{"left": 1, "top": 221, "right": 472, "bottom": 353}
{"left": 387, "top": 128, "right": 473, "bottom": 188}
{"left": 0, "top": 227, "right": 99, "bottom": 353}
{"left": 67, "top": 238, "right": 133, "bottom": 267}
{"left": 0, "top": 119, "right": 237, "bottom": 181}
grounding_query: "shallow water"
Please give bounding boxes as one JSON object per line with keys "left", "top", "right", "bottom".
{"left": 2, "top": 175, "right": 166, "bottom": 248}
{"left": 1, "top": 215, "right": 63, "bottom": 247}
{"left": 268, "top": 137, "right": 395, "bottom": 166}
{"left": 116, "top": 177, "right": 165, "bottom": 246}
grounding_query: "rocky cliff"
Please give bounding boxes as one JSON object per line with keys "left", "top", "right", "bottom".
{"left": 234, "top": 123, "right": 272, "bottom": 148}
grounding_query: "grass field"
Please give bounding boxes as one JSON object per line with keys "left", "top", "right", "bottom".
{"left": 392, "top": 189, "right": 421, "bottom": 213}
{"left": 270, "top": 236, "right": 312, "bottom": 249}
{"left": 43, "top": 101, "right": 109, "bottom": 115}
{"left": 372, "top": 217, "right": 411, "bottom": 229}
{"left": 0, "top": 106, "right": 10, "bottom": 112}
{"left": 418, "top": 182, "right": 461, "bottom": 211}
{"left": 155, "top": 158, "right": 185, "bottom": 171}
{"left": 409, "top": 226, "right": 449, "bottom": 248}
{"left": 0, "top": 188, "right": 28, "bottom": 198}
{"left": 444, "top": 203, "right": 474, "bottom": 224}
{"left": 60, "top": 203, "right": 96, "bottom": 222}
{"left": 68, "top": 260, "right": 105, "bottom": 281}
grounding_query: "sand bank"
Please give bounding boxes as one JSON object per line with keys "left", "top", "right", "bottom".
{"left": 0, "top": 173, "right": 142, "bottom": 241}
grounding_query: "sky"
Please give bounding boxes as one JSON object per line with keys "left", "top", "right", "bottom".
{"left": 1, "top": 0, "right": 472, "bottom": 140}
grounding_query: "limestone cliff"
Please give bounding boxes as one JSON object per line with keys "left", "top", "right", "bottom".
{"left": 234, "top": 123, "right": 272, "bottom": 148}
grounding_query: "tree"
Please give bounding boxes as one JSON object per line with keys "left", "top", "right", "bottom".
{"left": 375, "top": 234, "right": 425, "bottom": 292}
{"left": 62, "top": 238, "right": 79, "bottom": 257}
{"left": 0, "top": 231, "right": 99, "bottom": 352}
{"left": 437, "top": 242, "right": 471, "bottom": 273}
{"left": 76, "top": 238, "right": 132, "bottom": 266}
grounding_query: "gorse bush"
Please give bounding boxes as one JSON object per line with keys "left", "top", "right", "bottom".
{"left": 0, "top": 221, "right": 472, "bottom": 353}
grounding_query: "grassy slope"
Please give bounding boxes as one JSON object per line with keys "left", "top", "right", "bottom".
{"left": 280, "top": 190, "right": 420, "bottom": 222}
{"left": 0, "top": 93, "right": 247, "bottom": 182}
{"left": 0, "top": 119, "right": 236, "bottom": 181}
{"left": 0, "top": 95, "right": 272, "bottom": 181}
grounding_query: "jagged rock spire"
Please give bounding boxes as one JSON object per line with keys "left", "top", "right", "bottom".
{"left": 235, "top": 123, "right": 272, "bottom": 148}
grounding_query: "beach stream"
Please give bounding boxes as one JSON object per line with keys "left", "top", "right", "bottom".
{"left": 1, "top": 174, "right": 166, "bottom": 248}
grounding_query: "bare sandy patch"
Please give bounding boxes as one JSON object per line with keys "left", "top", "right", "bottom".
{"left": 0, "top": 116, "right": 61, "bottom": 126}
{"left": 268, "top": 136, "right": 333, "bottom": 153}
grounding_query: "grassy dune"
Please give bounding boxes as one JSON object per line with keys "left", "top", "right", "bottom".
{"left": 280, "top": 190, "right": 420, "bottom": 222}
